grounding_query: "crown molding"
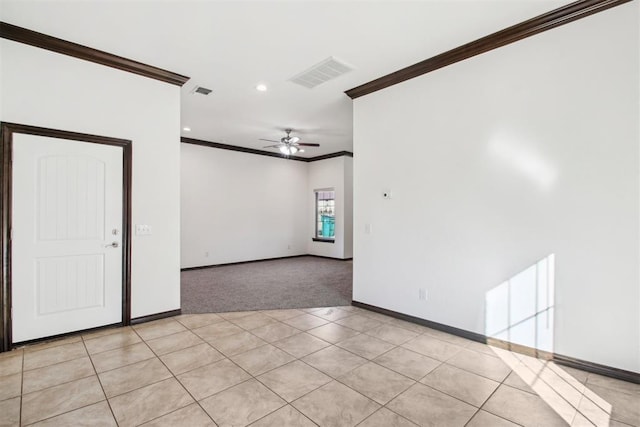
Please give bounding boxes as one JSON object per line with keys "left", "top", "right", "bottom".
{"left": 181, "top": 137, "right": 352, "bottom": 162}
{"left": 308, "top": 151, "right": 353, "bottom": 161}
{"left": 0, "top": 21, "right": 190, "bottom": 86}
{"left": 345, "top": 0, "right": 631, "bottom": 99}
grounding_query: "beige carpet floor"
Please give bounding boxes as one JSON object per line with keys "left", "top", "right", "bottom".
{"left": 181, "top": 256, "right": 352, "bottom": 313}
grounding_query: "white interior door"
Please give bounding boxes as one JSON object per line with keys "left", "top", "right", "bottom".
{"left": 12, "top": 133, "right": 123, "bottom": 342}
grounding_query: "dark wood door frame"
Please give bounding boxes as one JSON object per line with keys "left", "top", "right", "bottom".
{"left": 0, "top": 122, "right": 132, "bottom": 352}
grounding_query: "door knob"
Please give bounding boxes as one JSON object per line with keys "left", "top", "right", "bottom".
{"left": 105, "top": 242, "right": 119, "bottom": 248}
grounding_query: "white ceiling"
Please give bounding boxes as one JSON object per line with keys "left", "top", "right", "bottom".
{"left": 1, "top": 0, "right": 569, "bottom": 157}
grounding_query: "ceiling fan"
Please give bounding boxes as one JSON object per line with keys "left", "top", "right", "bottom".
{"left": 260, "top": 129, "right": 320, "bottom": 156}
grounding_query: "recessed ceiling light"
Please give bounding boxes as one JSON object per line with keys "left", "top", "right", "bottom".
{"left": 183, "top": 127, "right": 191, "bottom": 132}
{"left": 256, "top": 83, "right": 268, "bottom": 92}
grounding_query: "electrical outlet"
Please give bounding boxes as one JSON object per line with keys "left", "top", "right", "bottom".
{"left": 419, "top": 288, "right": 428, "bottom": 301}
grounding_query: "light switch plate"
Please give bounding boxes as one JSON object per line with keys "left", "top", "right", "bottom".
{"left": 135, "top": 224, "right": 152, "bottom": 235}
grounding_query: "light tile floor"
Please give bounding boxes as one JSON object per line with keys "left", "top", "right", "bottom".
{"left": 1, "top": 306, "right": 638, "bottom": 426}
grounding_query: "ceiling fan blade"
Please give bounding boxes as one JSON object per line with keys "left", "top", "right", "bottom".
{"left": 296, "top": 143, "right": 320, "bottom": 147}
{"left": 259, "top": 138, "right": 280, "bottom": 143}
{"left": 263, "top": 144, "right": 282, "bottom": 148}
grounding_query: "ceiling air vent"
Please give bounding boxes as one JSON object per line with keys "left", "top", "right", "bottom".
{"left": 192, "top": 86, "right": 212, "bottom": 95}
{"left": 289, "top": 56, "right": 353, "bottom": 89}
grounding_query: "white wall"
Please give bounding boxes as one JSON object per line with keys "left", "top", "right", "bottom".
{"left": 181, "top": 149, "right": 353, "bottom": 267}
{"left": 353, "top": 4, "right": 639, "bottom": 372}
{"left": 307, "top": 156, "right": 348, "bottom": 259}
{"left": 181, "top": 143, "right": 308, "bottom": 268}
{"left": 344, "top": 157, "right": 354, "bottom": 259}
{"left": 1, "top": 40, "right": 182, "bottom": 318}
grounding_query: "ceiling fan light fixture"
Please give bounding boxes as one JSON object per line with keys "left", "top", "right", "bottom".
{"left": 279, "top": 145, "right": 298, "bottom": 155}
{"left": 260, "top": 129, "right": 317, "bottom": 155}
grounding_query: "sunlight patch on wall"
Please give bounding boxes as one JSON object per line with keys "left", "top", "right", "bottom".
{"left": 486, "top": 254, "right": 555, "bottom": 352}
{"left": 488, "top": 134, "right": 558, "bottom": 191}
{"left": 485, "top": 254, "right": 612, "bottom": 425}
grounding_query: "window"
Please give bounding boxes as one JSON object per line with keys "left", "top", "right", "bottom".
{"left": 314, "top": 189, "right": 335, "bottom": 241}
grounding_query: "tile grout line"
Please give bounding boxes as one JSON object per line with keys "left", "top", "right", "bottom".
{"left": 132, "top": 321, "right": 188, "bottom": 343}
{"left": 21, "top": 340, "right": 88, "bottom": 372}
{"left": 198, "top": 334, "right": 321, "bottom": 424}
{"left": 21, "top": 352, "right": 88, "bottom": 373}
{"left": 373, "top": 347, "right": 445, "bottom": 382}
{"left": 146, "top": 337, "right": 207, "bottom": 359}
{"left": 86, "top": 337, "right": 141, "bottom": 358}
{"left": 462, "top": 363, "right": 524, "bottom": 427}
{"left": 249, "top": 319, "right": 307, "bottom": 341}
{"left": 20, "top": 340, "right": 118, "bottom": 426}
{"left": 355, "top": 405, "right": 418, "bottom": 427}
{"left": 547, "top": 363, "right": 595, "bottom": 396}
{"left": 90, "top": 343, "right": 156, "bottom": 375}
{"left": 549, "top": 363, "right": 628, "bottom": 414}
{"left": 184, "top": 314, "right": 376, "bottom": 425}
{"left": 330, "top": 368, "right": 414, "bottom": 407}
{"left": 81, "top": 334, "right": 119, "bottom": 427}
{"left": 211, "top": 316, "right": 334, "bottom": 360}
{"left": 261, "top": 358, "right": 336, "bottom": 403}
{"left": 130, "top": 324, "right": 217, "bottom": 425}
{"left": 80, "top": 327, "right": 134, "bottom": 347}
{"left": 429, "top": 345, "right": 514, "bottom": 384}
{"left": 287, "top": 341, "right": 416, "bottom": 422}
{"left": 368, "top": 363, "right": 495, "bottom": 423}
{"left": 259, "top": 313, "right": 330, "bottom": 334}
{"left": 247, "top": 402, "right": 320, "bottom": 427}
{"left": 166, "top": 318, "right": 298, "bottom": 422}
{"left": 286, "top": 377, "right": 371, "bottom": 425}
{"left": 308, "top": 320, "right": 429, "bottom": 368}
{"left": 83, "top": 328, "right": 141, "bottom": 356}
{"left": 292, "top": 318, "right": 425, "bottom": 377}
{"left": 11, "top": 309, "right": 635, "bottom": 426}
{"left": 20, "top": 361, "right": 97, "bottom": 396}
{"left": 20, "top": 331, "right": 328, "bottom": 427}
{"left": 86, "top": 330, "right": 185, "bottom": 415}
{"left": 515, "top": 359, "right": 616, "bottom": 426}
{"left": 475, "top": 383, "right": 536, "bottom": 427}
{"left": 139, "top": 344, "right": 217, "bottom": 425}
{"left": 327, "top": 326, "right": 521, "bottom": 426}
{"left": 161, "top": 344, "right": 226, "bottom": 377}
